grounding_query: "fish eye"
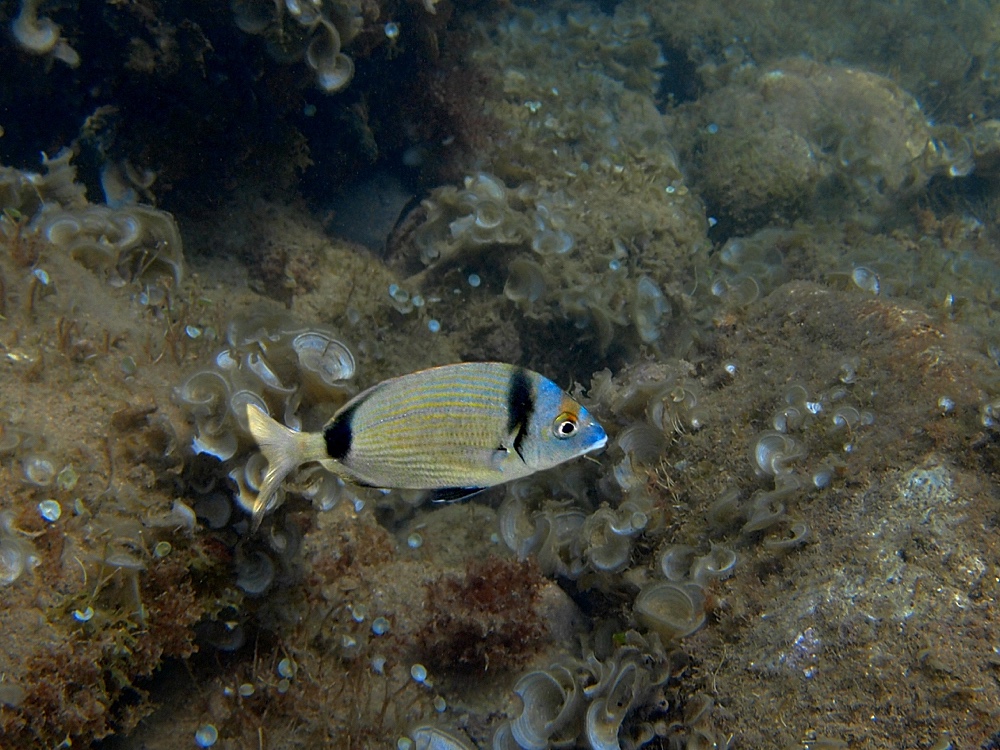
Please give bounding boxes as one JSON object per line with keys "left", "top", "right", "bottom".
{"left": 553, "top": 412, "right": 578, "bottom": 439}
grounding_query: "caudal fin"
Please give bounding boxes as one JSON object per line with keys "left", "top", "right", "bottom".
{"left": 245, "top": 404, "right": 328, "bottom": 530}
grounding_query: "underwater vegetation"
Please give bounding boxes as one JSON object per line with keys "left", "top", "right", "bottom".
{"left": 4, "top": 0, "right": 1000, "bottom": 748}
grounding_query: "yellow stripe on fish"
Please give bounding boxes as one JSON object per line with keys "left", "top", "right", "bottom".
{"left": 245, "top": 362, "right": 607, "bottom": 528}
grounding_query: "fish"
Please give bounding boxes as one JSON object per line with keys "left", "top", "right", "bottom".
{"left": 245, "top": 361, "right": 607, "bottom": 528}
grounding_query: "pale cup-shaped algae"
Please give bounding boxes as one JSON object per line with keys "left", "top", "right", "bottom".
{"left": 285, "top": 0, "right": 322, "bottom": 23}
{"left": 511, "top": 665, "right": 581, "bottom": 750}
{"left": 616, "top": 423, "right": 665, "bottom": 465}
{"left": 752, "top": 431, "right": 803, "bottom": 476}
{"left": 109, "top": 212, "right": 143, "bottom": 248}
{"left": 831, "top": 406, "right": 861, "bottom": 430}
{"left": 176, "top": 370, "right": 231, "bottom": 415}
{"left": 229, "top": 389, "right": 269, "bottom": 432}
{"left": 613, "top": 455, "right": 645, "bottom": 494}
{"left": 504, "top": 258, "right": 546, "bottom": 304}
{"left": 690, "top": 545, "right": 737, "bottom": 584}
{"left": 305, "top": 21, "right": 354, "bottom": 92}
{"left": 409, "top": 726, "right": 474, "bottom": 750}
{"left": 231, "top": 0, "right": 276, "bottom": 33}
{"left": 191, "top": 424, "right": 238, "bottom": 461}
{"left": 531, "top": 228, "right": 574, "bottom": 256}
{"left": 492, "top": 721, "right": 520, "bottom": 750}
{"left": 634, "top": 582, "right": 706, "bottom": 641}
{"left": 474, "top": 199, "right": 505, "bottom": 230}
{"left": 306, "top": 19, "right": 341, "bottom": 68}
{"left": 43, "top": 214, "right": 81, "bottom": 245}
{"left": 741, "top": 489, "right": 788, "bottom": 534}
{"left": 0, "top": 539, "right": 28, "bottom": 586}
{"left": 763, "top": 519, "right": 811, "bottom": 550}
{"left": 11, "top": 0, "right": 58, "bottom": 54}
{"left": 243, "top": 351, "right": 288, "bottom": 392}
{"left": 583, "top": 508, "right": 632, "bottom": 573}
{"left": 292, "top": 331, "right": 354, "bottom": 385}
{"left": 706, "top": 487, "right": 743, "bottom": 532}
{"left": 22, "top": 454, "right": 56, "bottom": 486}
{"left": 632, "top": 276, "right": 669, "bottom": 344}
{"left": 316, "top": 53, "right": 354, "bottom": 93}
{"left": 235, "top": 549, "right": 275, "bottom": 595}
{"left": 585, "top": 662, "right": 641, "bottom": 750}
{"left": 466, "top": 172, "right": 506, "bottom": 202}
{"left": 498, "top": 494, "right": 539, "bottom": 557}
{"left": 0, "top": 426, "right": 21, "bottom": 457}
{"left": 659, "top": 544, "right": 696, "bottom": 582}
{"left": 772, "top": 404, "right": 804, "bottom": 432}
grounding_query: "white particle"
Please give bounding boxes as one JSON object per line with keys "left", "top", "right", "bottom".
{"left": 38, "top": 499, "right": 61, "bottom": 522}
{"left": 194, "top": 725, "right": 218, "bottom": 748}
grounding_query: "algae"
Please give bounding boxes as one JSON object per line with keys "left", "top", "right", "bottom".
{"left": 2, "top": 0, "right": 1000, "bottom": 748}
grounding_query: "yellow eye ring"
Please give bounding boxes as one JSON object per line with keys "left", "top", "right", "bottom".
{"left": 553, "top": 412, "right": 579, "bottom": 439}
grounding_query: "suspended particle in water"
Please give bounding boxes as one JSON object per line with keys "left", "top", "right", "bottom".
{"left": 851, "top": 266, "right": 880, "bottom": 295}
{"left": 38, "top": 499, "right": 61, "bottom": 522}
{"left": 349, "top": 603, "right": 367, "bottom": 622}
{"left": 194, "top": 725, "right": 218, "bottom": 747}
{"left": 277, "top": 658, "right": 297, "bottom": 679}
{"left": 55, "top": 466, "right": 78, "bottom": 491}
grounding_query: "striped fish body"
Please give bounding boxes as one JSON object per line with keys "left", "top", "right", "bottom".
{"left": 323, "top": 362, "right": 604, "bottom": 489}
{"left": 246, "top": 362, "right": 607, "bottom": 526}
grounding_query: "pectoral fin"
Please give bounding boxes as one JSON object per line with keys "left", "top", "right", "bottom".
{"left": 499, "top": 427, "right": 527, "bottom": 464}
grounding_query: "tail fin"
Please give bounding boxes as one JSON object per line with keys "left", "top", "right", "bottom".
{"left": 246, "top": 404, "right": 328, "bottom": 531}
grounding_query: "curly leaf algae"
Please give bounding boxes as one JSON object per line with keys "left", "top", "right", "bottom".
{"left": 3, "top": 0, "right": 1000, "bottom": 748}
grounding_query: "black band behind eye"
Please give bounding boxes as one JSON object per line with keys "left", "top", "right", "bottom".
{"left": 507, "top": 368, "right": 534, "bottom": 459}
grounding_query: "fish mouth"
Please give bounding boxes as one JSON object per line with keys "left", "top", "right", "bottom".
{"left": 590, "top": 434, "right": 609, "bottom": 451}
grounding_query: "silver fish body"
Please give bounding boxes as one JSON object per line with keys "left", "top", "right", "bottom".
{"left": 246, "top": 362, "right": 607, "bottom": 526}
